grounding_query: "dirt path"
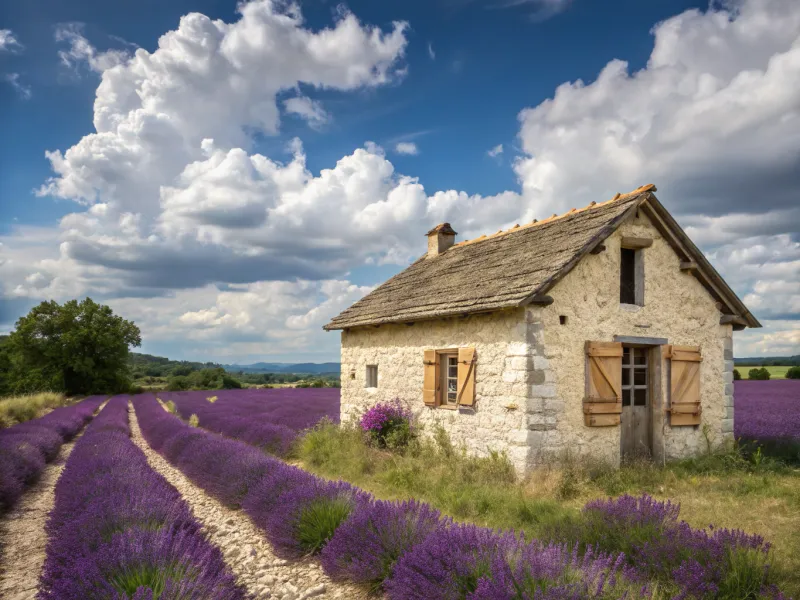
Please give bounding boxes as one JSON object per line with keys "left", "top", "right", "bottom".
{"left": 128, "top": 404, "right": 369, "bottom": 600}
{"left": 0, "top": 436, "right": 80, "bottom": 600}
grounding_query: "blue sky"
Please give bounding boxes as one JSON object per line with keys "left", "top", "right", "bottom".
{"left": 1, "top": 0, "right": 798, "bottom": 362}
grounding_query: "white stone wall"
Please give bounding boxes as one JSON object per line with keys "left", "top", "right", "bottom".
{"left": 539, "top": 210, "right": 730, "bottom": 466}
{"left": 339, "top": 309, "right": 534, "bottom": 473}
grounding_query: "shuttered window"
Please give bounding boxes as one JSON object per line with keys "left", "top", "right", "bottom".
{"left": 422, "top": 348, "right": 476, "bottom": 408}
{"left": 584, "top": 341, "right": 623, "bottom": 426}
{"left": 668, "top": 345, "right": 702, "bottom": 426}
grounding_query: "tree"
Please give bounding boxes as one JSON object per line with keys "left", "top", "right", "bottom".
{"left": 733, "top": 368, "right": 741, "bottom": 381}
{"left": 786, "top": 366, "right": 800, "bottom": 380}
{"left": 747, "top": 367, "right": 770, "bottom": 381}
{"left": 6, "top": 298, "right": 141, "bottom": 395}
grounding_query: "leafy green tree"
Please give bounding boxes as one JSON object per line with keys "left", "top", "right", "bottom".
{"left": 747, "top": 367, "right": 770, "bottom": 381}
{"left": 6, "top": 298, "right": 141, "bottom": 395}
{"left": 786, "top": 366, "right": 800, "bottom": 380}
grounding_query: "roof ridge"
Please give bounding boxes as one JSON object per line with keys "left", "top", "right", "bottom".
{"left": 451, "top": 184, "right": 655, "bottom": 250}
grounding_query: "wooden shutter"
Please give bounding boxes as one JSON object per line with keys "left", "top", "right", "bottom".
{"left": 423, "top": 350, "right": 438, "bottom": 407}
{"left": 456, "top": 347, "right": 476, "bottom": 406}
{"left": 584, "top": 341, "right": 623, "bottom": 426}
{"left": 667, "top": 345, "right": 702, "bottom": 425}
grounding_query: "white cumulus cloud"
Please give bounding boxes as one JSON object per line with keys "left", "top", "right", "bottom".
{"left": 394, "top": 142, "right": 418, "bottom": 155}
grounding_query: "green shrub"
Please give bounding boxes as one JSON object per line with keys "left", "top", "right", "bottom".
{"left": 221, "top": 374, "right": 241, "bottom": 389}
{"left": 295, "top": 496, "right": 355, "bottom": 555}
{"left": 733, "top": 368, "right": 741, "bottom": 381}
{"left": 163, "top": 400, "right": 177, "bottom": 415}
{"left": 189, "top": 413, "right": 199, "bottom": 427}
{"left": 166, "top": 375, "right": 190, "bottom": 391}
{"left": 786, "top": 366, "right": 800, "bottom": 380}
{"left": 748, "top": 367, "right": 770, "bottom": 380}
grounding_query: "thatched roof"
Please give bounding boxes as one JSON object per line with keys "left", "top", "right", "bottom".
{"left": 324, "top": 185, "right": 760, "bottom": 331}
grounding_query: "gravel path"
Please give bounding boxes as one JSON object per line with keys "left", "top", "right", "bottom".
{"left": 128, "top": 404, "right": 370, "bottom": 600}
{"left": 0, "top": 435, "right": 81, "bottom": 600}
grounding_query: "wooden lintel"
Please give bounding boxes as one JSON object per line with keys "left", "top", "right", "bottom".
{"left": 529, "top": 295, "right": 554, "bottom": 306}
{"left": 613, "top": 335, "right": 668, "bottom": 346}
{"left": 621, "top": 236, "right": 653, "bottom": 249}
{"left": 680, "top": 261, "right": 698, "bottom": 271}
{"left": 590, "top": 244, "right": 606, "bottom": 255}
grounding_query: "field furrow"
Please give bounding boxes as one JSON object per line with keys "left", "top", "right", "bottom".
{"left": 129, "top": 402, "right": 367, "bottom": 600}
{"left": 0, "top": 434, "right": 78, "bottom": 600}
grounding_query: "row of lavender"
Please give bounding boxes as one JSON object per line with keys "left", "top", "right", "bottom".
{"left": 39, "top": 396, "right": 244, "bottom": 599}
{"left": 0, "top": 394, "right": 105, "bottom": 513}
{"left": 133, "top": 394, "right": 781, "bottom": 599}
{"left": 160, "top": 388, "right": 338, "bottom": 456}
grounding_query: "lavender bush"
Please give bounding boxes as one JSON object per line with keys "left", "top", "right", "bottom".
{"left": 39, "top": 396, "right": 244, "bottom": 600}
{"left": 360, "top": 399, "right": 414, "bottom": 449}
{"left": 576, "top": 494, "right": 776, "bottom": 599}
{"left": 0, "top": 395, "right": 104, "bottom": 512}
{"left": 321, "top": 498, "right": 448, "bottom": 590}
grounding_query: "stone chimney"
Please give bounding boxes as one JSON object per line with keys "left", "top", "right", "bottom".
{"left": 426, "top": 223, "right": 457, "bottom": 258}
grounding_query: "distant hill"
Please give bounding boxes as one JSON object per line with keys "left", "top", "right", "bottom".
{"left": 735, "top": 356, "right": 799, "bottom": 367}
{"left": 129, "top": 352, "right": 340, "bottom": 375}
{"left": 221, "top": 362, "right": 341, "bottom": 374}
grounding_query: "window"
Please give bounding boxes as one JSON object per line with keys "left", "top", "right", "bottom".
{"left": 422, "top": 348, "right": 476, "bottom": 408}
{"left": 441, "top": 353, "right": 459, "bottom": 405}
{"left": 366, "top": 365, "right": 378, "bottom": 388}
{"left": 620, "top": 248, "right": 643, "bottom": 305}
{"left": 621, "top": 347, "right": 648, "bottom": 407}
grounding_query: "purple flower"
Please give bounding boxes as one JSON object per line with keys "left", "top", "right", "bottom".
{"left": 359, "top": 399, "right": 414, "bottom": 448}
{"left": 0, "top": 395, "right": 104, "bottom": 513}
{"left": 386, "top": 523, "right": 509, "bottom": 599}
{"left": 321, "top": 498, "right": 448, "bottom": 590}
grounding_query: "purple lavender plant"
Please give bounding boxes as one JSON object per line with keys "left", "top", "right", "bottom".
{"left": 321, "top": 498, "right": 448, "bottom": 590}
{"left": 0, "top": 395, "right": 105, "bottom": 513}
{"left": 385, "top": 522, "right": 510, "bottom": 599}
{"left": 360, "top": 399, "right": 414, "bottom": 448}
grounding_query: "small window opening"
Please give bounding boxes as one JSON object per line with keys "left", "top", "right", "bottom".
{"left": 620, "top": 247, "right": 643, "bottom": 305}
{"left": 559, "top": 315, "right": 568, "bottom": 325}
{"left": 366, "top": 365, "right": 378, "bottom": 388}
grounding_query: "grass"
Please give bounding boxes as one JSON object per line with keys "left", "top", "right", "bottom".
{"left": 296, "top": 420, "right": 800, "bottom": 597}
{"left": 738, "top": 365, "right": 792, "bottom": 379}
{"left": 0, "top": 391, "right": 69, "bottom": 428}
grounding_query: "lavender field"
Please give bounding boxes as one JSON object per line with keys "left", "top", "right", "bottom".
{"left": 2, "top": 385, "right": 797, "bottom": 598}
{"left": 734, "top": 380, "right": 800, "bottom": 442}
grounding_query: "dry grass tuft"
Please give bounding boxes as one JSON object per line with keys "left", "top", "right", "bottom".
{"left": 0, "top": 392, "right": 68, "bottom": 428}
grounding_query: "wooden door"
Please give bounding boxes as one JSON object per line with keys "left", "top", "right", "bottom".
{"left": 620, "top": 347, "right": 651, "bottom": 459}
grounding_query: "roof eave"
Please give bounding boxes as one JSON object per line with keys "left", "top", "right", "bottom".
{"left": 639, "top": 197, "right": 761, "bottom": 329}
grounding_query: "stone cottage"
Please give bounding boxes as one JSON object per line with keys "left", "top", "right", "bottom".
{"left": 323, "top": 185, "right": 760, "bottom": 473}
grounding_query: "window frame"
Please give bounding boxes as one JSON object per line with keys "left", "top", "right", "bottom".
{"left": 365, "top": 364, "right": 378, "bottom": 389}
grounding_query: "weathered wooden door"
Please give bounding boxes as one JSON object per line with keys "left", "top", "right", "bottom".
{"left": 620, "top": 347, "right": 651, "bottom": 458}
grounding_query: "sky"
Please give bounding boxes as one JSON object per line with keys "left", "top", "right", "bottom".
{"left": 0, "top": 0, "right": 798, "bottom": 364}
